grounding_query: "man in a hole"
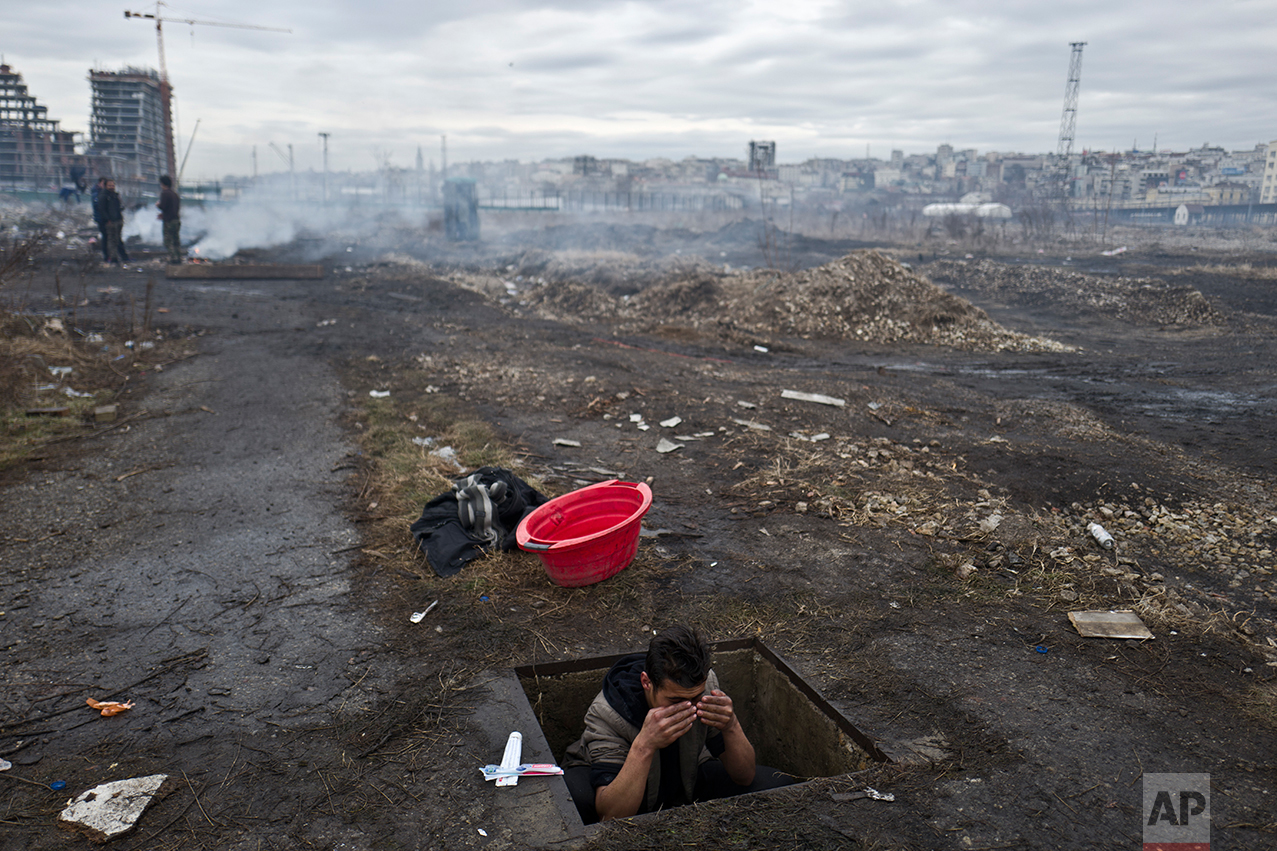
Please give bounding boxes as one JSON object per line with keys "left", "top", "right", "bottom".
{"left": 564, "top": 625, "right": 793, "bottom": 821}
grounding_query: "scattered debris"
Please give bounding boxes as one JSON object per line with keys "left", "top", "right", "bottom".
{"left": 782, "top": 389, "right": 846, "bottom": 408}
{"left": 753, "top": 345, "right": 769, "bottom": 353}
{"left": 94, "top": 405, "right": 118, "bottom": 423}
{"left": 656, "top": 438, "right": 683, "bottom": 454}
{"left": 410, "top": 600, "right": 439, "bottom": 623}
{"left": 659, "top": 416, "right": 682, "bottom": 428}
{"left": 58, "top": 774, "right": 171, "bottom": 843}
{"left": 732, "top": 418, "right": 771, "bottom": 432}
{"left": 86, "top": 698, "right": 134, "bottom": 716}
{"left": 831, "top": 787, "right": 895, "bottom": 802}
{"left": 0, "top": 758, "right": 10, "bottom": 771}
{"left": 429, "top": 446, "right": 464, "bottom": 471}
{"left": 480, "top": 764, "right": 564, "bottom": 780}
{"left": 495, "top": 731, "right": 522, "bottom": 788}
{"left": 369, "top": 390, "right": 390, "bottom": 398}
{"left": 412, "top": 436, "right": 436, "bottom": 447}
{"left": 553, "top": 438, "right": 581, "bottom": 447}
{"left": 736, "top": 400, "right": 756, "bottom": 409}
{"left": 1069, "top": 610, "right": 1155, "bottom": 640}
{"left": 1087, "top": 521, "right": 1115, "bottom": 550}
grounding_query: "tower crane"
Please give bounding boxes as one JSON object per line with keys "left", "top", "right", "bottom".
{"left": 1052, "top": 42, "right": 1086, "bottom": 207}
{"left": 125, "top": 3, "right": 289, "bottom": 181}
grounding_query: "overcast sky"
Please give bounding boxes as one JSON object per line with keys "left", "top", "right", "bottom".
{"left": 6, "top": 0, "right": 1276, "bottom": 180}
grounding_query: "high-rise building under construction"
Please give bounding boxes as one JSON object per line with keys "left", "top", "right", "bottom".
{"left": 88, "top": 67, "right": 171, "bottom": 190}
{"left": 0, "top": 63, "right": 78, "bottom": 192}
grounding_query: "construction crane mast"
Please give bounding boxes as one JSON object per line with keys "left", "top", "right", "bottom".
{"left": 125, "top": 3, "right": 289, "bottom": 182}
{"left": 1054, "top": 42, "right": 1086, "bottom": 203}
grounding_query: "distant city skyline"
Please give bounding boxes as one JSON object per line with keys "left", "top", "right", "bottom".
{"left": 6, "top": 0, "right": 1276, "bottom": 180}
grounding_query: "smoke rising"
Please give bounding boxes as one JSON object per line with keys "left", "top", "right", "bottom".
{"left": 123, "top": 188, "right": 431, "bottom": 261}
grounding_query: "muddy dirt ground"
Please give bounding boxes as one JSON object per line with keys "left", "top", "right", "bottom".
{"left": 2, "top": 218, "right": 1276, "bottom": 851}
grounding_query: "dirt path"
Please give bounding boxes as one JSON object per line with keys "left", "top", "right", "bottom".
{"left": 2, "top": 233, "right": 1276, "bottom": 850}
{"left": 1, "top": 273, "right": 400, "bottom": 849}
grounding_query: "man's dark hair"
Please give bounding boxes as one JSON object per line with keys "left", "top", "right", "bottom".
{"left": 160, "top": 175, "right": 172, "bottom": 188}
{"left": 645, "top": 625, "right": 710, "bottom": 689}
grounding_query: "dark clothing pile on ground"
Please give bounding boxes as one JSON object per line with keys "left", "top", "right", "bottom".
{"left": 409, "top": 467, "right": 548, "bottom": 577}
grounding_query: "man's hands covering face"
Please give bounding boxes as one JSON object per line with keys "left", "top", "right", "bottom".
{"left": 695, "top": 690, "right": 737, "bottom": 731}
{"left": 637, "top": 701, "right": 698, "bottom": 750}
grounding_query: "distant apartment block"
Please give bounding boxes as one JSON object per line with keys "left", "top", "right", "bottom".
{"left": 1262, "top": 141, "right": 1277, "bottom": 204}
{"left": 88, "top": 67, "right": 172, "bottom": 188}
{"left": 0, "top": 63, "right": 78, "bottom": 191}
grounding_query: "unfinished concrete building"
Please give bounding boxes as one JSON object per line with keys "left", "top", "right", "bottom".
{"left": 748, "top": 140, "right": 776, "bottom": 173}
{"left": 0, "top": 64, "right": 79, "bottom": 192}
{"left": 88, "top": 67, "right": 172, "bottom": 192}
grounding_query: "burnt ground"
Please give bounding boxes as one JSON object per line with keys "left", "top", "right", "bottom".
{"left": 1, "top": 224, "right": 1276, "bottom": 851}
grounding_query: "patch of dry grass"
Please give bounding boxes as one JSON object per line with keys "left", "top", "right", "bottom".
{"left": 1242, "top": 682, "right": 1277, "bottom": 730}
{"left": 0, "top": 316, "right": 140, "bottom": 469}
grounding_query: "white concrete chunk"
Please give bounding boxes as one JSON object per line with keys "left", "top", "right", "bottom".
{"left": 59, "top": 774, "right": 169, "bottom": 843}
{"left": 782, "top": 389, "right": 846, "bottom": 407}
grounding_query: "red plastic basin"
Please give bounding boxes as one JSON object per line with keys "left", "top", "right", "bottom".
{"left": 516, "top": 480, "right": 652, "bottom": 587}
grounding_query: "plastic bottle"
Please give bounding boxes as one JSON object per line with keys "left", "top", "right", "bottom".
{"left": 1087, "top": 521, "right": 1114, "bottom": 550}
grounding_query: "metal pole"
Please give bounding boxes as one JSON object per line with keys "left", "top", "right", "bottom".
{"left": 318, "top": 132, "right": 329, "bottom": 204}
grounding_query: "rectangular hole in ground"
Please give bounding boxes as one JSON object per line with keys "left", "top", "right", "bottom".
{"left": 514, "top": 637, "right": 888, "bottom": 784}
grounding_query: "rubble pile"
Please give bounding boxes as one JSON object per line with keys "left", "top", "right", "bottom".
{"left": 1066, "top": 497, "right": 1277, "bottom": 594}
{"left": 0, "top": 197, "right": 94, "bottom": 258}
{"left": 510, "top": 248, "right": 717, "bottom": 294}
{"left": 926, "top": 259, "right": 1228, "bottom": 327}
{"left": 627, "top": 250, "right": 1071, "bottom": 352}
{"left": 521, "top": 279, "right": 620, "bottom": 322}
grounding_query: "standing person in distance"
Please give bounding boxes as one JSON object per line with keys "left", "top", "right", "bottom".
{"left": 90, "top": 178, "right": 110, "bottom": 262}
{"left": 100, "top": 179, "right": 129, "bottom": 266}
{"left": 157, "top": 175, "right": 182, "bottom": 265}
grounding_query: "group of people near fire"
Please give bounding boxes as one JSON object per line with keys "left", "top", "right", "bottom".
{"left": 89, "top": 174, "right": 183, "bottom": 266}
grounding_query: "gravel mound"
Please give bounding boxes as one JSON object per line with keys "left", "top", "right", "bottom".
{"left": 523, "top": 249, "right": 1071, "bottom": 352}
{"left": 926, "top": 259, "right": 1228, "bottom": 327}
{"left": 521, "top": 278, "right": 619, "bottom": 319}
{"left": 510, "top": 248, "right": 717, "bottom": 295}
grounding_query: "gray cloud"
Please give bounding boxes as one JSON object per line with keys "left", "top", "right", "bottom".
{"left": 3, "top": 0, "right": 1274, "bottom": 177}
